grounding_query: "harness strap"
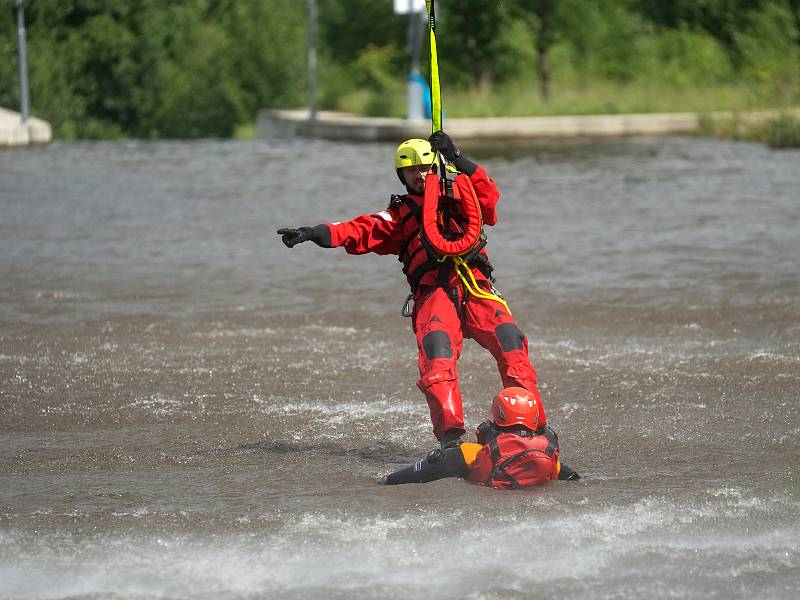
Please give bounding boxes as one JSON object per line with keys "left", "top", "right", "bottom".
{"left": 399, "top": 196, "right": 421, "bottom": 219}
{"left": 396, "top": 195, "right": 449, "bottom": 293}
{"left": 460, "top": 234, "right": 487, "bottom": 264}
{"left": 489, "top": 437, "right": 501, "bottom": 464}
{"left": 469, "top": 252, "right": 495, "bottom": 282}
{"left": 485, "top": 430, "right": 558, "bottom": 488}
{"left": 395, "top": 194, "right": 498, "bottom": 296}
{"left": 538, "top": 425, "right": 559, "bottom": 454}
{"left": 400, "top": 245, "right": 425, "bottom": 274}
{"left": 408, "top": 261, "right": 440, "bottom": 294}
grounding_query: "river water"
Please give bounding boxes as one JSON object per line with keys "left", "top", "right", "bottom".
{"left": 1, "top": 136, "right": 798, "bottom": 599}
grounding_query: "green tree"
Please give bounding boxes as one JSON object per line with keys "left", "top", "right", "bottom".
{"left": 1, "top": 3, "right": 22, "bottom": 113}
{"left": 315, "top": 0, "right": 407, "bottom": 113}
{"left": 632, "top": 0, "right": 768, "bottom": 63}
{"left": 789, "top": 0, "right": 800, "bottom": 48}
{"left": 213, "top": 0, "right": 306, "bottom": 117}
{"left": 436, "top": 0, "right": 515, "bottom": 91}
{"left": 555, "top": 0, "right": 643, "bottom": 82}
{"left": 509, "top": 0, "right": 559, "bottom": 101}
{"left": 2, "top": 0, "right": 798, "bottom": 136}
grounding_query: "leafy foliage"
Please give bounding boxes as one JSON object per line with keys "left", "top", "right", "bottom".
{"left": 0, "top": 0, "right": 797, "bottom": 138}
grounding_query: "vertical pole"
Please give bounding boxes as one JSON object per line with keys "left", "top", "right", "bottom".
{"left": 307, "top": 0, "right": 318, "bottom": 122}
{"left": 16, "top": 0, "right": 30, "bottom": 123}
{"left": 405, "top": 9, "right": 425, "bottom": 120}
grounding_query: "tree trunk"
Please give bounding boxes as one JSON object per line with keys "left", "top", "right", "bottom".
{"left": 538, "top": 47, "right": 550, "bottom": 102}
{"left": 535, "top": 0, "right": 553, "bottom": 102}
{"left": 789, "top": 0, "right": 800, "bottom": 50}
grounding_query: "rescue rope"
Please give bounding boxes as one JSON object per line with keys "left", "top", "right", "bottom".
{"left": 422, "top": 0, "right": 509, "bottom": 314}
{"left": 452, "top": 256, "right": 511, "bottom": 315}
{"left": 426, "top": 0, "right": 442, "bottom": 134}
{"left": 423, "top": 0, "right": 482, "bottom": 258}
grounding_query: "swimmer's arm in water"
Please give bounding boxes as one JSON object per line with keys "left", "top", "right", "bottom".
{"left": 557, "top": 462, "right": 581, "bottom": 480}
{"left": 377, "top": 445, "right": 472, "bottom": 485}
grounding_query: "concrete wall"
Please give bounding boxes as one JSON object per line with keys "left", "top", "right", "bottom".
{"left": 256, "top": 109, "right": 702, "bottom": 142}
{"left": 257, "top": 108, "right": 799, "bottom": 142}
{"left": 0, "top": 108, "right": 52, "bottom": 147}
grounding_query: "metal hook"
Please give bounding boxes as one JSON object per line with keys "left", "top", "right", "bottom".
{"left": 401, "top": 293, "right": 415, "bottom": 317}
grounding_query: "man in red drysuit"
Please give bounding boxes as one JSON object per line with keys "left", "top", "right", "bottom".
{"left": 278, "top": 131, "right": 546, "bottom": 448}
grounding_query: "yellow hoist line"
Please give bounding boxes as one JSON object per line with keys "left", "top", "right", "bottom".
{"left": 425, "top": 0, "right": 511, "bottom": 315}
{"left": 426, "top": 0, "right": 442, "bottom": 134}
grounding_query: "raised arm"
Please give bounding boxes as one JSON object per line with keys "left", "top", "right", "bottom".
{"left": 429, "top": 131, "right": 499, "bottom": 226}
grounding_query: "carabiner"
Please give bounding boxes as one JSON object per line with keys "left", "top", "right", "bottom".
{"left": 401, "top": 293, "right": 415, "bottom": 317}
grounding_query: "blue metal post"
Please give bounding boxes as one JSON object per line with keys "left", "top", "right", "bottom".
{"left": 406, "top": 8, "right": 426, "bottom": 120}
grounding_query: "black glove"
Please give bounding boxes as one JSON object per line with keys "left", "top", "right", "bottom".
{"left": 475, "top": 420, "right": 495, "bottom": 445}
{"left": 428, "top": 130, "right": 461, "bottom": 162}
{"left": 276, "top": 225, "right": 331, "bottom": 248}
{"left": 429, "top": 130, "right": 477, "bottom": 176}
{"left": 558, "top": 463, "right": 581, "bottom": 481}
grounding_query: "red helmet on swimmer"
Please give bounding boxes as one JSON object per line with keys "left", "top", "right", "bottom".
{"left": 492, "top": 386, "right": 539, "bottom": 430}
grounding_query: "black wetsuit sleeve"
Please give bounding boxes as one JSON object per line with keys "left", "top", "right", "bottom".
{"left": 453, "top": 155, "right": 478, "bottom": 176}
{"left": 558, "top": 462, "right": 581, "bottom": 481}
{"left": 310, "top": 224, "right": 332, "bottom": 248}
{"left": 379, "top": 447, "right": 470, "bottom": 485}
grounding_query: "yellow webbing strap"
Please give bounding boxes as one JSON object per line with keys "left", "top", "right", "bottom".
{"left": 426, "top": 0, "right": 442, "bottom": 133}
{"left": 451, "top": 256, "right": 512, "bottom": 315}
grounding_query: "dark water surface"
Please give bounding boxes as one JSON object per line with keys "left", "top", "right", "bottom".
{"left": 1, "top": 137, "right": 799, "bottom": 599}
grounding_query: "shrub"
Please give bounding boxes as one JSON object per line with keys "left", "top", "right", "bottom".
{"left": 764, "top": 114, "right": 800, "bottom": 148}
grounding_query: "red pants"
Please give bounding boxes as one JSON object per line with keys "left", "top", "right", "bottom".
{"left": 412, "top": 284, "right": 546, "bottom": 440}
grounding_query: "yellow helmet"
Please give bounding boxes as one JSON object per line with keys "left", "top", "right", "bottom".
{"left": 394, "top": 139, "right": 435, "bottom": 169}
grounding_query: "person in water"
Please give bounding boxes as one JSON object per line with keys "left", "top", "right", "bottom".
{"left": 379, "top": 387, "right": 580, "bottom": 488}
{"left": 278, "top": 131, "right": 547, "bottom": 448}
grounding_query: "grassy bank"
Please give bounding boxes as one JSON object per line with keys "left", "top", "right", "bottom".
{"left": 446, "top": 81, "right": 796, "bottom": 119}
{"left": 698, "top": 112, "right": 800, "bottom": 148}
{"left": 333, "top": 79, "right": 798, "bottom": 119}
{"left": 292, "top": 79, "right": 800, "bottom": 148}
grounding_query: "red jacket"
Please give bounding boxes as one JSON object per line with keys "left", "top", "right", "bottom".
{"left": 325, "top": 166, "right": 500, "bottom": 291}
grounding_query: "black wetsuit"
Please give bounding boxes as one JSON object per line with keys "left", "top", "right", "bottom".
{"left": 378, "top": 441, "right": 581, "bottom": 485}
{"left": 378, "top": 446, "right": 471, "bottom": 485}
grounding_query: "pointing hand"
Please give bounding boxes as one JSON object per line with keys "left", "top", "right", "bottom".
{"left": 277, "top": 227, "right": 314, "bottom": 248}
{"left": 277, "top": 225, "right": 331, "bottom": 248}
